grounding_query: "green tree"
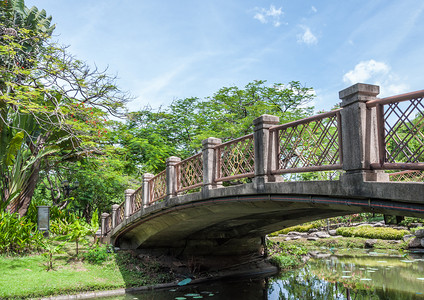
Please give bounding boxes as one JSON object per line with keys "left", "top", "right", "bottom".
{"left": 117, "top": 80, "right": 314, "bottom": 173}
{"left": 0, "top": 0, "right": 129, "bottom": 215}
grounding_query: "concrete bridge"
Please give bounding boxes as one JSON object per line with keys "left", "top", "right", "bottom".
{"left": 101, "top": 83, "right": 424, "bottom": 258}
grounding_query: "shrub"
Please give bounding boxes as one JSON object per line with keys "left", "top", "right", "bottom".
{"left": 269, "top": 254, "right": 300, "bottom": 269}
{"left": 335, "top": 226, "right": 409, "bottom": 240}
{"left": 83, "top": 244, "right": 113, "bottom": 264}
{"left": 399, "top": 217, "right": 424, "bottom": 227}
{"left": 411, "top": 226, "right": 424, "bottom": 234}
{"left": 0, "top": 211, "right": 44, "bottom": 254}
{"left": 269, "top": 222, "right": 321, "bottom": 236}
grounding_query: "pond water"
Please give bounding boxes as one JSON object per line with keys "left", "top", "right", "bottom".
{"left": 101, "top": 250, "right": 424, "bottom": 300}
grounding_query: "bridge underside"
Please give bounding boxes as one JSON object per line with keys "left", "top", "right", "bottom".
{"left": 113, "top": 187, "right": 424, "bottom": 257}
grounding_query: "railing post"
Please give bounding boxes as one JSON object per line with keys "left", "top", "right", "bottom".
{"left": 124, "top": 189, "right": 135, "bottom": 219}
{"left": 111, "top": 204, "right": 119, "bottom": 229}
{"left": 166, "top": 156, "right": 181, "bottom": 198}
{"left": 339, "top": 83, "right": 388, "bottom": 182}
{"left": 202, "top": 137, "right": 222, "bottom": 190}
{"left": 253, "top": 114, "right": 280, "bottom": 190}
{"left": 101, "top": 212, "right": 109, "bottom": 237}
{"left": 142, "top": 173, "right": 154, "bottom": 207}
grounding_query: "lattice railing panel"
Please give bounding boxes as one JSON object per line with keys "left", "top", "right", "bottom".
{"left": 215, "top": 134, "right": 255, "bottom": 182}
{"left": 176, "top": 153, "right": 203, "bottom": 193}
{"left": 272, "top": 111, "right": 342, "bottom": 174}
{"left": 149, "top": 170, "right": 166, "bottom": 204}
{"left": 104, "top": 214, "right": 112, "bottom": 235}
{"left": 115, "top": 203, "right": 124, "bottom": 227}
{"left": 383, "top": 97, "right": 424, "bottom": 164}
{"left": 131, "top": 186, "right": 143, "bottom": 214}
{"left": 389, "top": 170, "right": 424, "bottom": 182}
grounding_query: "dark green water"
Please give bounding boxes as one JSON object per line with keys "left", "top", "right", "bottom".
{"left": 100, "top": 250, "right": 424, "bottom": 300}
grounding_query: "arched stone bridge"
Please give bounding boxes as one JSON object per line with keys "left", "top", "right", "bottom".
{"left": 102, "top": 83, "right": 424, "bottom": 257}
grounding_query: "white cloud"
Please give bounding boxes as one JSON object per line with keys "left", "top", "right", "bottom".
{"left": 311, "top": 6, "right": 317, "bottom": 13}
{"left": 343, "top": 60, "right": 409, "bottom": 96}
{"left": 343, "top": 60, "right": 389, "bottom": 84}
{"left": 253, "top": 5, "right": 283, "bottom": 27}
{"left": 297, "top": 26, "right": 318, "bottom": 45}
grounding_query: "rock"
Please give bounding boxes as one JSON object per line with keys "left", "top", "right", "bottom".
{"left": 307, "top": 237, "right": 319, "bottom": 241}
{"left": 285, "top": 237, "right": 292, "bottom": 241}
{"left": 309, "top": 251, "right": 319, "bottom": 257}
{"left": 410, "top": 223, "right": 423, "bottom": 228}
{"left": 393, "top": 226, "right": 408, "bottom": 231}
{"left": 308, "top": 228, "right": 318, "bottom": 233}
{"left": 365, "top": 239, "right": 378, "bottom": 248}
{"left": 287, "top": 231, "right": 301, "bottom": 236}
{"left": 403, "top": 234, "right": 415, "bottom": 242}
{"left": 373, "top": 222, "right": 385, "bottom": 227}
{"left": 290, "top": 236, "right": 302, "bottom": 240}
{"left": 329, "top": 230, "right": 337, "bottom": 236}
{"left": 313, "top": 231, "right": 330, "bottom": 238}
{"left": 414, "top": 229, "right": 424, "bottom": 238}
{"left": 421, "top": 238, "right": 424, "bottom": 248}
{"left": 408, "top": 237, "right": 422, "bottom": 248}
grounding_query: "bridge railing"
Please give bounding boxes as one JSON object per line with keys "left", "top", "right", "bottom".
{"left": 114, "top": 202, "right": 125, "bottom": 227}
{"left": 148, "top": 170, "right": 167, "bottom": 205}
{"left": 130, "top": 186, "right": 143, "bottom": 214}
{"left": 101, "top": 83, "right": 424, "bottom": 237}
{"left": 389, "top": 170, "right": 424, "bottom": 182}
{"left": 366, "top": 90, "right": 424, "bottom": 171}
{"left": 176, "top": 153, "right": 203, "bottom": 193}
{"left": 270, "top": 110, "right": 342, "bottom": 175}
{"left": 215, "top": 134, "right": 255, "bottom": 182}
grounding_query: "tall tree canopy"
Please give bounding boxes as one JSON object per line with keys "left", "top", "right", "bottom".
{"left": 0, "top": 0, "right": 130, "bottom": 216}
{"left": 116, "top": 80, "right": 315, "bottom": 174}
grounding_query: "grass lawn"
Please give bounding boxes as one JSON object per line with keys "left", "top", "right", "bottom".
{"left": 0, "top": 242, "right": 174, "bottom": 299}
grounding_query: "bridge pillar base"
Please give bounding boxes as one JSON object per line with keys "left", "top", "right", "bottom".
{"left": 341, "top": 170, "right": 389, "bottom": 184}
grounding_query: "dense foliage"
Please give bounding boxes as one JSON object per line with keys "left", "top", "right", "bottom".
{"left": 336, "top": 226, "right": 409, "bottom": 240}
{"left": 0, "top": 211, "right": 43, "bottom": 254}
{"left": 116, "top": 80, "right": 314, "bottom": 173}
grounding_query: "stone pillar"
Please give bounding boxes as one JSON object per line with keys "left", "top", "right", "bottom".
{"left": 339, "top": 83, "right": 388, "bottom": 182}
{"left": 124, "top": 189, "right": 135, "bottom": 219}
{"left": 166, "top": 156, "right": 181, "bottom": 198}
{"left": 253, "top": 114, "right": 280, "bottom": 190}
{"left": 142, "top": 173, "right": 154, "bottom": 207}
{"left": 101, "top": 212, "right": 109, "bottom": 237}
{"left": 202, "top": 137, "right": 222, "bottom": 190}
{"left": 111, "top": 204, "right": 119, "bottom": 228}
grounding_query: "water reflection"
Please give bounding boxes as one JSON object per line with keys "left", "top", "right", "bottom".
{"left": 100, "top": 251, "right": 424, "bottom": 300}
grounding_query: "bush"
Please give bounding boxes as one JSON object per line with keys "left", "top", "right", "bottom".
{"left": 399, "top": 217, "right": 424, "bottom": 227}
{"left": 269, "top": 222, "right": 321, "bottom": 236}
{"left": 411, "top": 226, "right": 424, "bottom": 234}
{"left": 0, "top": 211, "right": 44, "bottom": 254}
{"left": 83, "top": 245, "right": 113, "bottom": 264}
{"left": 269, "top": 254, "right": 300, "bottom": 269}
{"left": 335, "top": 226, "right": 409, "bottom": 240}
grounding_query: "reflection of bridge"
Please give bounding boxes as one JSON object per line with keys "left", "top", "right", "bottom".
{"left": 102, "top": 83, "right": 424, "bottom": 257}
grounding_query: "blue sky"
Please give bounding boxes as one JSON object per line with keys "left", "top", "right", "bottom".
{"left": 26, "top": 0, "right": 424, "bottom": 112}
